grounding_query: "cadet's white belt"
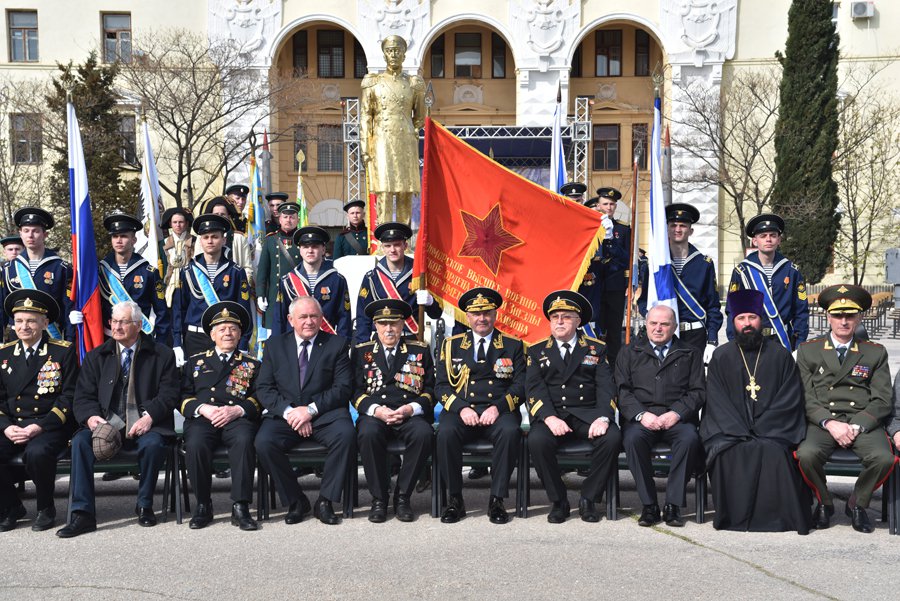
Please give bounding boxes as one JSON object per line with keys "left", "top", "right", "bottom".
{"left": 679, "top": 321, "right": 704, "bottom": 332}
{"left": 187, "top": 325, "right": 204, "bottom": 333}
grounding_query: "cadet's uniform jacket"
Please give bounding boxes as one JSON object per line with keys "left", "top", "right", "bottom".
{"left": 526, "top": 333, "right": 616, "bottom": 425}
{"left": 0, "top": 334, "right": 76, "bottom": 432}
{"left": 797, "top": 335, "right": 892, "bottom": 432}
{"left": 352, "top": 339, "right": 435, "bottom": 416}
{"left": 278, "top": 260, "right": 352, "bottom": 338}
{"left": 0, "top": 251, "right": 74, "bottom": 340}
{"left": 673, "top": 244, "right": 722, "bottom": 344}
{"left": 435, "top": 330, "right": 525, "bottom": 415}
{"left": 180, "top": 350, "right": 262, "bottom": 420}
{"left": 99, "top": 252, "right": 171, "bottom": 342}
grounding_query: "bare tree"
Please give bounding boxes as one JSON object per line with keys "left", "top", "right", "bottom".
{"left": 0, "top": 77, "right": 51, "bottom": 233}
{"left": 832, "top": 67, "right": 900, "bottom": 284}
{"left": 669, "top": 66, "right": 782, "bottom": 250}
{"left": 119, "top": 28, "right": 308, "bottom": 209}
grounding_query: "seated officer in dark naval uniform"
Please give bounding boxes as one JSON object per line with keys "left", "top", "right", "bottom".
{"left": 665, "top": 203, "right": 722, "bottom": 357}
{"left": 180, "top": 301, "right": 260, "bottom": 531}
{"left": 796, "top": 285, "right": 895, "bottom": 534}
{"left": 526, "top": 290, "right": 622, "bottom": 523}
{"left": 57, "top": 301, "right": 179, "bottom": 537}
{"left": 172, "top": 214, "right": 252, "bottom": 363}
{"left": 0, "top": 290, "right": 76, "bottom": 532}
{"left": 352, "top": 299, "right": 434, "bottom": 523}
{"left": 0, "top": 207, "right": 73, "bottom": 343}
{"left": 278, "top": 226, "right": 351, "bottom": 338}
{"left": 332, "top": 200, "right": 370, "bottom": 260}
{"left": 435, "top": 287, "right": 525, "bottom": 524}
{"left": 84, "top": 211, "right": 171, "bottom": 343}
{"left": 355, "top": 222, "right": 442, "bottom": 344}
{"left": 727, "top": 213, "right": 808, "bottom": 350}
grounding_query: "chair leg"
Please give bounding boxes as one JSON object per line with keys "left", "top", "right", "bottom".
{"left": 161, "top": 447, "right": 171, "bottom": 523}
{"left": 606, "top": 468, "right": 618, "bottom": 521}
{"left": 696, "top": 472, "right": 707, "bottom": 524}
{"left": 520, "top": 436, "right": 530, "bottom": 519}
{"left": 430, "top": 449, "right": 439, "bottom": 518}
{"left": 180, "top": 458, "right": 191, "bottom": 514}
{"left": 256, "top": 464, "right": 266, "bottom": 521}
{"left": 66, "top": 475, "right": 74, "bottom": 525}
{"left": 174, "top": 449, "right": 183, "bottom": 525}
{"left": 343, "top": 463, "right": 354, "bottom": 518}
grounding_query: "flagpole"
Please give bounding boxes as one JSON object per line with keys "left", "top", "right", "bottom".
{"left": 625, "top": 154, "right": 639, "bottom": 345}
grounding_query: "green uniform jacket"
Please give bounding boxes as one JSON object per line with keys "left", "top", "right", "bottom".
{"left": 255, "top": 229, "right": 301, "bottom": 328}
{"left": 797, "top": 335, "right": 892, "bottom": 432}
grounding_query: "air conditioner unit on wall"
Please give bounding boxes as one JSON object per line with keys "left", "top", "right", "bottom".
{"left": 850, "top": 1, "right": 875, "bottom": 19}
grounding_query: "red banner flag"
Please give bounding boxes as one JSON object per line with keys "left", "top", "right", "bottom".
{"left": 413, "top": 119, "right": 604, "bottom": 344}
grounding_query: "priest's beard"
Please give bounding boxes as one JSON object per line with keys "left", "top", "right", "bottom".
{"left": 735, "top": 325, "right": 763, "bottom": 350}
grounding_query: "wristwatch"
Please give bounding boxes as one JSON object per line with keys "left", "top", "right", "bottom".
{"left": 307, "top": 404, "right": 318, "bottom": 417}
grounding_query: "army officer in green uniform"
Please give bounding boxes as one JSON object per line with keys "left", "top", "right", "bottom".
{"left": 796, "top": 284, "right": 895, "bottom": 533}
{"left": 255, "top": 202, "right": 302, "bottom": 332}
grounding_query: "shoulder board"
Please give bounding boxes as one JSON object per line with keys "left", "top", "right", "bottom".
{"left": 704, "top": 256, "right": 713, "bottom": 263}
{"left": 405, "top": 340, "right": 429, "bottom": 349}
{"left": 410, "top": 75, "right": 425, "bottom": 90}
{"left": 799, "top": 336, "right": 826, "bottom": 346}
{"left": 0, "top": 340, "right": 17, "bottom": 350}
{"left": 447, "top": 333, "right": 467, "bottom": 341}
{"left": 189, "top": 351, "right": 209, "bottom": 359}
{"left": 48, "top": 339, "right": 73, "bottom": 348}
{"left": 265, "top": 231, "right": 277, "bottom": 238}
{"left": 532, "top": 337, "right": 552, "bottom": 348}
{"left": 361, "top": 73, "right": 377, "bottom": 88}
{"left": 859, "top": 340, "right": 885, "bottom": 349}
{"left": 584, "top": 336, "right": 606, "bottom": 346}
{"left": 355, "top": 341, "right": 377, "bottom": 349}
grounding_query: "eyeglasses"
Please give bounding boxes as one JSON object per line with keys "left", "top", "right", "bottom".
{"left": 110, "top": 319, "right": 139, "bottom": 327}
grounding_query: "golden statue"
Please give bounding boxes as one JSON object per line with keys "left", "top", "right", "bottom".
{"left": 360, "top": 35, "right": 426, "bottom": 227}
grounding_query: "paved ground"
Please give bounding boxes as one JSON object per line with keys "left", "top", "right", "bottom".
{"left": 0, "top": 468, "right": 896, "bottom": 601}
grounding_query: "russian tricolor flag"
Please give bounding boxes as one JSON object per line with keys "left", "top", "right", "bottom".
{"left": 67, "top": 100, "right": 103, "bottom": 359}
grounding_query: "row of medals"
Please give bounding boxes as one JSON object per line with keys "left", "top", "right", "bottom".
{"left": 37, "top": 361, "right": 62, "bottom": 394}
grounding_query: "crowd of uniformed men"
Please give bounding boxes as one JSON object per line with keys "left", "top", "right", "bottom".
{"left": 0, "top": 183, "right": 897, "bottom": 538}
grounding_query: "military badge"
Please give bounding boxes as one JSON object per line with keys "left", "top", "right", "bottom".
{"left": 493, "top": 358, "right": 513, "bottom": 379}
{"left": 582, "top": 355, "right": 600, "bottom": 366}
{"left": 851, "top": 364, "right": 871, "bottom": 379}
{"left": 223, "top": 274, "right": 231, "bottom": 288}
{"left": 133, "top": 275, "right": 143, "bottom": 289}
{"left": 364, "top": 351, "right": 373, "bottom": 363}
{"left": 44, "top": 271, "right": 54, "bottom": 285}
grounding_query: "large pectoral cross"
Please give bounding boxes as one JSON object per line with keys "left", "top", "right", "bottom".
{"left": 746, "top": 377, "right": 761, "bottom": 401}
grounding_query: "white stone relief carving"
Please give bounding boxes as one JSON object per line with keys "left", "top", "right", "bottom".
{"left": 208, "top": 0, "right": 281, "bottom": 65}
{"left": 596, "top": 83, "right": 617, "bottom": 102}
{"left": 452, "top": 83, "right": 484, "bottom": 105}
{"left": 321, "top": 84, "right": 341, "bottom": 101}
{"left": 358, "top": 0, "right": 430, "bottom": 71}
{"left": 510, "top": 0, "right": 580, "bottom": 66}
{"left": 660, "top": 0, "right": 737, "bottom": 67}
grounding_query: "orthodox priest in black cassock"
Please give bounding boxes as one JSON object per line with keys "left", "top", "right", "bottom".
{"left": 700, "top": 289, "right": 811, "bottom": 534}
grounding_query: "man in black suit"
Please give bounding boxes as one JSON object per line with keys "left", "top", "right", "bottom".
{"left": 180, "top": 301, "right": 261, "bottom": 531}
{"left": 255, "top": 295, "right": 355, "bottom": 525}
{"left": 352, "top": 299, "right": 434, "bottom": 523}
{"left": 526, "top": 290, "right": 622, "bottom": 523}
{"left": 435, "top": 287, "right": 525, "bottom": 524}
{"left": 615, "top": 304, "right": 705, "bottom": 527}
{"left": 57, "top": 301, "right": 179, "bottom": 537}
{"left": 0, "top": 290, "right": 76, "bottom": 531}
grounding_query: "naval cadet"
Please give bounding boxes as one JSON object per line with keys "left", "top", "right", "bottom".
{"left": 203, "top": 196, "right": 254, "bottom": 285}
{"left": 172, "top": 214, "right": 252, "bottom": 363}
{"left": 1, "top": 235, "right": 23, "bottom": 267}
{"left": 594, "top": 188, "right": 630, "bottom": 364}
{"left": 256, "top": 201, "right": 302, "bottom": 333}
{"left": 278, "top": 226, "right": 351, "bottom": 338}
{"left": 560, "top": 181, "right": 587, "bottom": 203}
{"left": 665, "top": 203, "right": 722, "bottom": 357}
{"left": 332, "top": 200, "right": 370, "bottom": 260}
{"left": 526, "top": 290, "right": 621, "bottom": 523}
{"left": 727, "top": 213, "right": 808, "bottom": 350}
{"left": 435, "top": 287, "right": 525, "bottom": 524}
{"left": 796, "top": 285, "right": 895, "bottom": 533}
{"left": 578, "top": 195, "right": 614, "bottom": 332}
{"left": 355, "top": 222, "right": 442, "bottom": 344}
{"left": 0, "top": 290, "right": 76, "bottom": 532}
{"left": 0, "top": 207, "right": 73, "bottom": 343}
{"left": 353, "top": 299, "right": 434, "bottom": 523}
{"left": 180, "top": 301, "right": 260, "bottom": 531}
{"left": 76, "top": 211, "right": 170, "bottom": 343}
{"left": 224, "top": 184, "right": 249, "bottom": 234}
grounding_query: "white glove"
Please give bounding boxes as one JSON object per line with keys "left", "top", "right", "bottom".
{"left": 68, "top": 310, "right": 84, "bottom": 325}
{"left": 601, "top": 215, "right": 614, "bottom": 240}
{"left": 173, "top": 346, "right": 186, "bottom": 367}
{"left": 416, "top": 290, "right": 433, "bottom": 306}
{"left": 703, "top": 343, "right": 716, "bottom": 365}
{"left": 257, "top": 296, "right": 269, "bottom": 312}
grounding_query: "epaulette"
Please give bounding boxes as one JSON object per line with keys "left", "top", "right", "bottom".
{"left": 447, "top": 333, "right": 466, "bottom": 341}
{"left": 0, "top": 340, "right": 17, "bottom": 350}
{"left": 800, "top": 334, "right": 828, "bottom": 346}
{"left": 361, "top": 73, "right": 377, "bottom": 88}
{"left": 355, "top": 340, "right": 377, "bottom": 349}
{"left": 405, "top": 339, "right": 429, "bottom": 349}
{"left": 584, "top": 336, "right": 606, "bottom": 346}
{"left": 48, "top": 339, "right": 73, "bottom": 348}
{"left": 189, "top": 350, "right": 210, "bottom": 359}
{"left": 859, "top": 339, "right": 885, "bottom": 349}
{"left": 533, "top": 337, "right": 552, "bottom": 349}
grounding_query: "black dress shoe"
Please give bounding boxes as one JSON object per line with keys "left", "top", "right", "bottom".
{"left": 638, "top": 504, "right": 661, "bottom": 527}
{"left": 231, "top": 502, "right": 258, "bottom": 531}
{"left": 663, "top": 504, "right": 684, "bottom": 527}
{"left": 488, "top": 496, "right": 509, "bottom": 524}
{"left": 215, "top": 469, "right": 231, "bottom": 479}
{"left": 101, "top": 471, "right": 126, "bottom": 482}
{"left": 440, "top": 494, "right": 466, "bottom": 524}
{"left": 0, "top": 504, "right": 26, "bottom": 532}
{"left": 189, "top": 503, "right": 213, "bottom": 530}
{"left": 369, "top": 499, "right": 388, "bottom": 523}
{"left": 812, "top": 503, "right": 834, "bottom": 529}
{"left": 31, "top": 506, "right": 57, "bottom": 532}
{"left": 56, "top": 511, "right": 97, "bottom": 538}
{"left": 579, "top": 497, "right": 600, "bottom": 523}
{"left": 395, "top": 494, "right": 414, "bottom": 522}
{"left": 284, "top": 495, "right": 311, "bottom": 524}
{"left": 468, "top": 466, "right": 489, "bottom": 480}
{"left": 313, "top": 498, "right": 340, "bottom": 525}
{"left": 846, "top": 503, "right": 873, "bottom": 533}
{"left": 135, "top": 505, "right": 157, "bottom": 527}
{"left": 547, "top": 500, "right": 571, "bottom": 524}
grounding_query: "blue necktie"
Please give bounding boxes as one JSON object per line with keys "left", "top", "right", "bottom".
{"left": 298, "top": 341, "right": 310, "bottom": 389}
{"left": 122, "top": 348, "right": 133, "bottom": 380}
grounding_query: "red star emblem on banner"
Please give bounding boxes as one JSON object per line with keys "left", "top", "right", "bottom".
{"left": 458, "top": 203, "right": 524, "bottom": 275}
